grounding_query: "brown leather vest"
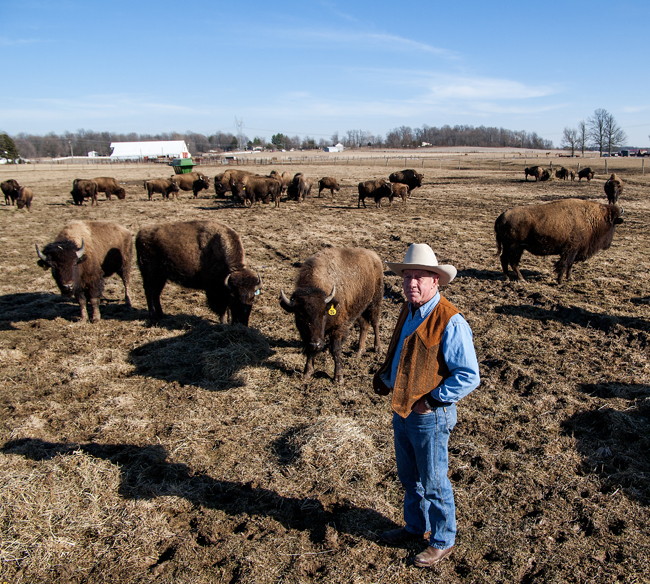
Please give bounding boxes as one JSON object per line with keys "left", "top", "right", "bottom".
{"left": 374, "top": 296, "right": 460, "bottom": 418}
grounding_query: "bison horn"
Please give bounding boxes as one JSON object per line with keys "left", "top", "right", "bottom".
{"left": 324, "top": 285, "right": 336, "bottom": 304}
{"left": 76, "top": 239, "right": 85, "bottom": 259}
{"left": 256, "top": 273, "right": 262, "bottom": 288}
{"left": 35, "top": 243, "right": 48, "bottom": 262}
{"left": 279, "top": 289, "right": 292, "bottom": 308}
{"left": 224, "top": 273, "right": 231, "bottom": 288}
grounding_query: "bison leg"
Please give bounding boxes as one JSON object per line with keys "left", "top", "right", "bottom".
{"left": 76, "top": 292, "right": 89, "bottom": 323}
{"left": 303, "top": 354, "right": 315, "bottom": 380}
{"left": 356, "top": 317, "right": 370, "bottom": 357}
{"left": 501, "top": 247, "right": 525, "bottom": 281}
{"left": 555, "top": 251, "right": 577, "bottom": 284}
{"left": 330, "top": 334, "right": 345, "bottom": 384}
{"left": 143, "top": 277, "right": 166, "bottom": 323}
{"left": 89, "top": 297, "right": 101, "bottom": 323}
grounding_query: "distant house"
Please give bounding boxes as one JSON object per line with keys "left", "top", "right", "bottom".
{"left": 109, "top": 140, "right": 190, "bottom": 161}
{"left": 323, "top": 142, "right": 345, "bottom": 153}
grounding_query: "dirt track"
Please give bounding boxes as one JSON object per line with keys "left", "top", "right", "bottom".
{"left": 1, "top": 158, "right": 649, "bottom": 583}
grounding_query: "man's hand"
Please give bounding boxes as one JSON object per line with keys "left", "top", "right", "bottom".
{"left": 412, "top": 396, "right": 433, "bottom": 414}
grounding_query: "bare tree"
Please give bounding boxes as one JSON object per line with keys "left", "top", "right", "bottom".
{"left": 577, "top": 120, "right": 588, "bottom": 156}
{"left": 603, "top": 112, "right": 626, "bottom": 155}
{"left": 587, "top": 109, "right": 610, "bottom": 155}
{"left": 561, "top": 127, "right": 579, "bottom": 157}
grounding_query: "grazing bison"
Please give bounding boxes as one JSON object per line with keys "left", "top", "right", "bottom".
{"left": 358, "top": 179, "right": 394, "bottom": 208}
{"left": 171, "top": 171, "right": 211, "bottom": 198}
{"left": 279, "top": 247, "right": 383, "bottom": 384}
{"left": 604, "top": 173, "right": 623, "bottom": 205}
{"left": 36, "top": 220, "right": 133, "bottom": 323}
{"left": 318, "top": 176, "right": 340, "bottom": 198}
{"left": 214, "top": 169, "right": 255, "bottom": 198}
{"left": 389, "top": 169, "right": 423, "bottom": 192}
{"left": 135, "top": 220, "right": 261, "bottom": 325}
{"left": 1, "top": 179, "right": 20, "bottom": 205}
{"left": 93, "top": 177, "right": 126, "bottom": 200}
{"left": 286, "top": 173, "right": 313, "bottom": 202}
{"left": 570, "top": 170, "right": 576, "bottom": 181}
{"left": 230, "top": 175, "right": 281, "bottom": 207}
{"left": 15, "top": 186, "right": 33, "bottom": 210}
{"left": 578, "top": 167, "right": 595, "bottom": 181}
{"left": 71, "top": 179, "right": 99, "bottom": 205}
{"left": 555, "top": 167, "right": 570, "bottom": 180}
{"left": 495, "top": 198, "right": 624, "bottom": 283}
{"left": 144, "top": 178, "right": 180, "bottom": 201}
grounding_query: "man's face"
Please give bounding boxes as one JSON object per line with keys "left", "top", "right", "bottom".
{"left": 403, "top": 269, "right": 439, "bottom": 308}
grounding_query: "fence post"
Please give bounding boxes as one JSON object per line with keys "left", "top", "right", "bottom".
{"left": 499, "top": 161, "right": 502, "bottom": 170}
{"left": 458, "top": 159, "right": 461, "bottom": 170}
{"left": 643, "top": 158, "right": 645, "bottom": 175}
{"left": 386, "top": 158, "right": 388, "bottom": 166}
{"left": 578, "top": 162, "right": 581, "bottom": 172}
{"left": 605, "top": 159, "right": 608, "bottom": 174}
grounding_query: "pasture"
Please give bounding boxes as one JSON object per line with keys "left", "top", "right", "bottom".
{"left": 1, "top": 156, "right": 649, "bottom": 583}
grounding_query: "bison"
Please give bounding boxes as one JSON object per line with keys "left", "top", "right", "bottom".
{"left": 1, "top": 179, "right": 20, "bottom": 205}
{"left": 495, "top": 198, "right": 624, "bottom": 283}
{"left": 389, "top": 169, "right": 423, "bottom": 192}
{"left": 269, "top": 170, "right": 292, "bottom": 194}
{"left": 15, "top": 186, "right": 33, "bottom": 210}
{"left": 36, "top": 220, "right": 133, "bottom": 323}
{"left": 604, "top": 173, "right": 623, "bottom": 205}
{"left": 230, "top": 175, "right": 281, "bottom": 207}
{"left": 135, "top": 220, "right": 261, "bottom": 326}
{"left": 555, "top": 167, "right": 570, "bottom": 180}
{"left": 318, "top": 176, "right": 340, "bottom": 198}
{"left": 391, "top": 182, "right": 408, "bottom": 204}
{"left": 358, "top": 179, "right": 394, "bottom": 208}
{"left": 279, "top": 247, "right": 383, "bottom": 384}
{"left": 286, "top": 173, "right": 313, "bottom": 202}
{"left": 578, "top": 167, "right": 595, "bottom": 181}
{"left": 214, "top": 169, "right": 255, "bottom": 198}
{"left": 171, "top": 171, "right": 210, "bottom": 198}
{"left": 71, "top": 179, "right": 99, "bottom": 205}
{"left": 93, "top": 177, "right": 126, "bottom": 200}
{"left": 144, "top": 178, "right": 180, "bottom": 201}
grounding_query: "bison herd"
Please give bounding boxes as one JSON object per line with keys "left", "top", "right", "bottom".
{"left": 28, "top": 161, "right": 628, "bottom": 382}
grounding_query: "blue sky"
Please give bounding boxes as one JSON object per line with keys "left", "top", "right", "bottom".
{"left": 2, "top": 0, "right": 649, "bottom": 146}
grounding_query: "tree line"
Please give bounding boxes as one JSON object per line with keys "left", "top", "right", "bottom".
{"left": 561, "top": 109, "right": 627, "bottom": 157}
{"left": 2, "top": 123, "right": 556, "bottom": 161}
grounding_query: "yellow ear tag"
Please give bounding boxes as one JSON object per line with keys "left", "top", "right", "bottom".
{"left": 328, "top": 306, "right": 337, "bottom": 316}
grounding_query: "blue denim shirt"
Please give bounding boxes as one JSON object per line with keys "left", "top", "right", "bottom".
{"left": 383, "top": 292, "right": 480, "bottom": 403}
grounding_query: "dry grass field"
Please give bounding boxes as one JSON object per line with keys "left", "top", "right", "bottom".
{"left": 1, "top": 155, "right": 649, "bottom": 583}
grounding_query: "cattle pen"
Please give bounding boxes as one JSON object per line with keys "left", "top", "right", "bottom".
{"left": 1, "top": 156, "right": 650, "bottom": 584}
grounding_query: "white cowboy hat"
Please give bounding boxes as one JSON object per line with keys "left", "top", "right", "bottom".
{"left": 386, "top": 243, "right": 457, "bottom": 285}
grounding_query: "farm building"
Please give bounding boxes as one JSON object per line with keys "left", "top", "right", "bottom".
{"left": 323, "top": 143, "right": 345, "bottom": 153}
{"left": 109, "top": 140, "right": 190, "bottom": 161}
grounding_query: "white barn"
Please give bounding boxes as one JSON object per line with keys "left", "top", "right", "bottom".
{"left": 110, "top": 140, "right": 190, "bottom": 161}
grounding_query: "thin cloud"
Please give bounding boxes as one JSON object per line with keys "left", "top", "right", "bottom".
{"left": 427, "top": 77, "right": 557, "bottom": 101}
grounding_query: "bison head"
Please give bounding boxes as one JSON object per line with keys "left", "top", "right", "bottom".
{"left": 224, "top": 270, "right": 261, "bottom": 326}
{"left": 280, "top": 285, "right": 338, "bottom": 354}
{"left": 36, "top": 239, "right": 86, "bottom": 296}
{"left": 116, "top": 187, "right": 126, "bottom": 200}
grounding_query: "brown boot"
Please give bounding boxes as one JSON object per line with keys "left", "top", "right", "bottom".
{"left": 413, "top": 545, "right": 454, "bottom": 567}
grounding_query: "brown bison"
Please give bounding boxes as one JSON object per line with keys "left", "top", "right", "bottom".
{"left": 279, "top": 247, "right": 383, "bottom": 384}
{"left": 171, "top": 171, "right": 210, "bottom": 198}
{"left": 570, "top": 170, "right": 576, "bottom": 181}
{"left": 93, "top": 177, "right": 126, "bottom": 200}
{"left": 318, "top": 176, "right": 340, "bottom": 197}
{"left": 71, "top": 179, "right": 99, "bottom": 205}
{"left": 495, "top": 199, "right": 624, "bottom": 283}
{"left": 269, "top": 170, "right": 292, "bottom": 194}
{"left": 578, "top": 167, "right": 595, "bottom": 181}
{"left": 2, "top": 179, "right": 20, "bottom": 205}
{"left": 36, "top": 221, "right": 133, "bottom": 323}
{"left": 230, "top": 175, "right": 282, "bottom": 207}
{"left": 555, "top": 167, "right": 570, "bottom": 180}
{"left": 135, "top": 220, "right": 261, "bottom": 325}
{"left": 144, "top": 178, "right": 180, "bottom": 201}
{"left": 358, "top": 179, "right": 394, "bottom": 208}
{"left": 286, "top": 173, "right": 313, "bottom": 202}
{"left": 214, "top": 169, "right": 255, "bottom": 197}
{"left": 391, "top": 182, "right": 408, "bottom": 203}
{"left": 525, "top": 166, "right": 552, "bottom": 182}
{"left": 604, "top": 173, "right": 623, "bottom": 205}
{"left": 389, "top": 169, "right": 423, "bottom": 191}
{"left": 15, "top": 186, "right": 33, "bottom": 210}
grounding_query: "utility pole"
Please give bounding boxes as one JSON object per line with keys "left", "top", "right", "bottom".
{"left": 235, "top": 117, "right": 244, "bottom": 151}
{"left": 69, "top": 140, "right": 73, "bottom": 158}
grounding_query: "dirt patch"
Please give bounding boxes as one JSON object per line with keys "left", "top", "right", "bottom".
{"left": 1, "top": 159, "right": 649, "bottom": 583}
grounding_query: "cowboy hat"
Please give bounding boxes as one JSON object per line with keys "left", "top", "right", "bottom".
{"left": 386, "top": 243, "right": 457, "bottom": 285}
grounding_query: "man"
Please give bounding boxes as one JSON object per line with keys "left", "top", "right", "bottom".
{"left": 374, "top": 243, "right": 480, "bottom": 568}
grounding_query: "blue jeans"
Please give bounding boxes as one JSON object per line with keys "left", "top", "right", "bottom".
{"left": 392, "top": 404, "right": 457, "bottom": 549}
